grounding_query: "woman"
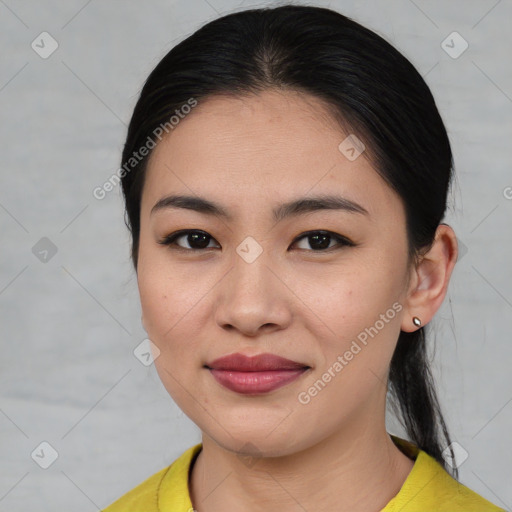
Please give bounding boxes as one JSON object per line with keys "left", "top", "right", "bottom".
{"left": 102, "top": 4, "right": 505, "bottom": 511}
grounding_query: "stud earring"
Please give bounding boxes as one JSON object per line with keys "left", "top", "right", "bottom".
{"left": 412, "top": 316, "right": 422, "bottom": 327}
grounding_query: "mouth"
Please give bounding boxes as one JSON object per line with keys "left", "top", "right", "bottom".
{"left": 204, "top": 352, "right": 311, "bottom": 395}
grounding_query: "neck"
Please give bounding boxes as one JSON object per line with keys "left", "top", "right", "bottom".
{"left": 189, "top": 423, "right": 415, "bottom": 512}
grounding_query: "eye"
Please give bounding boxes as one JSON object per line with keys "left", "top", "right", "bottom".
{"left": 291, "top": 230, "right": 355, "bottom": 251}
{"left": 157, "top": 230, "right": 219, "bottom": 251}
{"left": 158, "top": 229, "right": 354, "bottom": 252}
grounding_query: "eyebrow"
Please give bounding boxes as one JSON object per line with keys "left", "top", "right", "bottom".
{"left": 150, "top": 194, "right": 369, "bottom": 222}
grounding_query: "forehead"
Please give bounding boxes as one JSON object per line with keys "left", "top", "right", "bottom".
{"left": 141, "top": 90, "right": 401, "bottom": 221}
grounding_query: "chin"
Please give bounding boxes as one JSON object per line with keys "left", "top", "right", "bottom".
{"left": 200, "top": 421, "right": 310, "bottom": 458}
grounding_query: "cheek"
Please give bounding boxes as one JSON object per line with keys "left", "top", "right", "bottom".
{"left": 137, "top": 256, "right": 214, "bottom": 368}
{"left": 298, "top": 260, "right": 400, "bottom": 324}
{"left": 295, "top": 258, "right": 405, "bottom": 370}
{"left": 138, "top": 243, "right": 194, "bottom": 332}
{"left": 137, "top": 264, "right": 207, "bottom": 412}
{"left": 294, "top": 270, "right": 403, "bottom": 417}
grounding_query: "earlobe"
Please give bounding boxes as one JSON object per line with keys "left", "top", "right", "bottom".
{"left": 400, "top": 224, "right": 458, "bottom": 333}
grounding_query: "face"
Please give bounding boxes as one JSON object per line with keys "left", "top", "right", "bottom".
{"left": 137, "top": 89, "right": 412, "bottom": 457}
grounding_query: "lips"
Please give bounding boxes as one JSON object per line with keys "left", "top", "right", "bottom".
{"left": 206, "top": 352, "right": 309, "bottom": 371}
{"left": 205, "top": 353, "right": 310, "bottom": 394}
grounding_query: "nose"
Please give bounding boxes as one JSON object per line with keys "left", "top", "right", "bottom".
{"left": 213, "top": 249, "right": 293, "bottom": 337}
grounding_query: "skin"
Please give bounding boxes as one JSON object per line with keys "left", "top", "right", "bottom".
{"left": 137, "top": 89, "right": 458, "bottom": 511}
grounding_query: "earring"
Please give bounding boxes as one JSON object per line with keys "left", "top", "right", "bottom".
{"left": 412, "top": 316, "right": 422, "bottom": 327}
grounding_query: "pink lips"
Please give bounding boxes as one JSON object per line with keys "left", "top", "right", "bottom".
{"left": 205, "top": 353, "right": 310, "bottom": 394}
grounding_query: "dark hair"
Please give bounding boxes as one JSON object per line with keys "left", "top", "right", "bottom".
{"left": 120, "top": 4, "right": 457, "bottom": 479}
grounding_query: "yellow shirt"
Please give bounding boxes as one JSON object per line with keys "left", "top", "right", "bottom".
{"left": 102, "top": 435, "right": 505, "bottom": 511}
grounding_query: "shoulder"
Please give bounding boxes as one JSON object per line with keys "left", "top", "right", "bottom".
{"left": 386, "top": 437, "right": 506, "bottom": 511}
{"left": 101, "top": 443, "right": 202, "bottom": 512}
{"left": 100, "top": 465, "right": 168, "bottom": 511}
{"left": 418, "top": 452, "right": 506, "bottom": 511}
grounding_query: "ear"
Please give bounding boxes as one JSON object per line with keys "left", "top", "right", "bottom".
{"left": 401, "top": 224, "right": 458, "bottom": 333}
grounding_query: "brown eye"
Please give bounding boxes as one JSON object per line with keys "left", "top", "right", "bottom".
{"left": 292, "top": 230, "right": 354, "bottom": 251}
{"left": 158, "top": 230, "right": 220, "bottom": 251}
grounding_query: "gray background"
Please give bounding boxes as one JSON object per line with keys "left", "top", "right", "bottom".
{"left": 0, "top": 0, "right": 511, "bottom": 510}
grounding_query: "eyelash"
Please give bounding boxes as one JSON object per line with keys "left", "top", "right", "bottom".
{"left": 157, "top": 229, "right": 355, "bottom": 253}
